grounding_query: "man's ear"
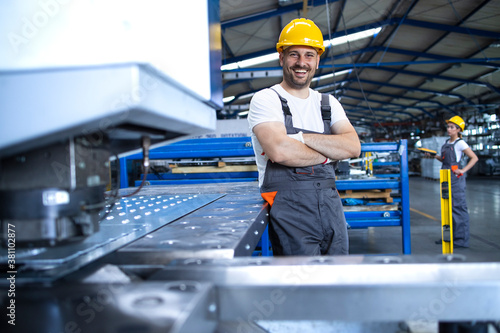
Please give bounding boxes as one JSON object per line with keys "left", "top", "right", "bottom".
{"left": 316, "top": 54, "right": 320, "bottom": 69}
{"left": 279, "top": 52, "right": 284, "bottom": 66}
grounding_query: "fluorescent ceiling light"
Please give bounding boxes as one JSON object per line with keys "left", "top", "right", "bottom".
{"left": 325, "top": 27, "right": 381, "bottom": 47}
{"left": 238, "top": 92, "right": 256, "bottom": 100}
{"left": 225, "top": 92, "right": 255, "bottom": 104}
{"left": 222, "top": 53, "right": 279, "bottom": 71}
{"left": 223, "top": 92, "right": 255, "bottom": 104}
{"left": 314, "top": 73, "right": 335, "bottom": 81}
{"left": 221, "top": 27, "right": 381, "bottom": 71}
{"left": 312, "top": 69, "right": 352, "bottom": 82}
{"left": 223, "top": 96, "right": 235, "bottom": 103}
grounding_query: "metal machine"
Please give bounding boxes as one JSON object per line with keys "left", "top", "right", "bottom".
{"left": 0, "top": 0, "right": 221, "bottom": 246}
{"left": 1, "top": 2, "right": 499, "bottom": 332}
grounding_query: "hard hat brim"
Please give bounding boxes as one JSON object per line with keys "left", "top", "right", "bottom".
{"left": 277, "top": 43, "right": 324, "bottom": 55}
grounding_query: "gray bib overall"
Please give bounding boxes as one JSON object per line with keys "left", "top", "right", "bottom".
{"left": 260, "top": 89, "right": 349, "bottom": 256}
{"left": 441, "top": 139, "right": 469, "bottom": 247}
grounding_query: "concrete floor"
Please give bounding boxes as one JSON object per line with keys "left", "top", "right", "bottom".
{"left": 348, "top": 175, "right": 500, "bottom": 256}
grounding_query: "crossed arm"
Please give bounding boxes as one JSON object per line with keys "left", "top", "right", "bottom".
{"left": 253, "top": 119, "right": 361, "bottom": 167}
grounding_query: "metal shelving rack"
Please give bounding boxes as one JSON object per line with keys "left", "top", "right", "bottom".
{"left": 339, "top": 140, "right": 411, "bottom": 254}
{"left": 119, "top": 137, "right": 257, "bottom": 188}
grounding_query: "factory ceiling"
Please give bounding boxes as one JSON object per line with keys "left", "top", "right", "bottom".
{"left": 218, "top": 0, "right": 500, "bottom": 131}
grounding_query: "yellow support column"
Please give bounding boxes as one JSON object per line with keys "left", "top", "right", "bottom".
{"left": 365, "top": 152, "right": 373, "bottom": 176}
{"left": 440, "top": 169, "right": 453, "bottom": 254}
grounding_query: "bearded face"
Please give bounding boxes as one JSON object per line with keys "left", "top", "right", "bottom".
{"left": 280, "top": 46, "right": 319, "bottom": 90}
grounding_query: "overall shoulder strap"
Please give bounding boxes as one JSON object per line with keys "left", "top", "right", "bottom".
{"left": 321, "top": 93, "right": 331, "bottom": 121}
{"left": 453, "top": 138, "right": 465, "bottom": 162}
{"left": 269, "top": 88, "right": 291, "bottom": 116}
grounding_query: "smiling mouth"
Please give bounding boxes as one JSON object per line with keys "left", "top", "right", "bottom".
{"left": 293, "top": 68, "right": 308, "bottom": 76}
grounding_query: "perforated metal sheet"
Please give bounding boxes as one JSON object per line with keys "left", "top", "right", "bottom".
{"left": 8, "top": 193, "right": 223, "bottom": 282}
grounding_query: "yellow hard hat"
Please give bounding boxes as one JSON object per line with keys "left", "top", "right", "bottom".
{"left": 276, "top": 18, "right": 325, "bottom": 55}
{"left": 446, "top": 116, "right": 465, "bottom": 131}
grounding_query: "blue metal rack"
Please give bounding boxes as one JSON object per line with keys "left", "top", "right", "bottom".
{"left": 339, "top": 140, "right": 411, "bottom": 254}
{"left": 120, "top": 138, "right": 411, "bottom": 255}
{"left": 119, "top": 137, "right": 257, "bottom": 188}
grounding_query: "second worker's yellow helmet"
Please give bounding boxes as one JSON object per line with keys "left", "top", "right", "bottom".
{"left": 446, "top": 115, "right": 465, "bottom": 131}
{"left": 276, "top": 18, "right": 325, "bottom": 55}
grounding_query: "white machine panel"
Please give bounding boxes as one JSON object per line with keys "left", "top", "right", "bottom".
{"left": 0, "top": 0, "right": 222, "bottom": 157}
{"left": 0, "top": 0, "right": 220, "bottom": 103}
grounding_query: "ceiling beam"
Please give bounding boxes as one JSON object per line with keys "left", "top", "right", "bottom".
{"left": 402, "top": 18, "right": 499, "bottom": 39}
{"left": 374, "top": 67, "right": 500, "bottom": 95}
{"left": 223, "top": 32, "right": 499, "bottom": 67}
{"left": 342, "top": 94, "right": 435, "bottom": 118}
{"left": 352, "top": 78, "right": 474, "bottom": 105}
{"left": 222, "top": 8, "right": 498, "bottom": 38}
{"left": 358, "top": 0, "right": 494, "bottom": 118}
{"left": 342, "top": 103, "right": 417, "bottom": 120}
{"left": 336, "top": 87, "right": 457, "bottom": 114}
{"left": 320, "top": 46, "right": 500, "bottom": 69}
{"left": 220, "top": 0, "right": 339, "bottom": 29}
{"left": 223, "top": 57, "right": 500, "bottom": 74}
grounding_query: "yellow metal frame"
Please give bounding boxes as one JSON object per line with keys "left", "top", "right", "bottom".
{"left": 364, "top": 152, "right": 373, "bottom": 175}
{"left": 440, "top": 169, "right": 453, "bottom": 254}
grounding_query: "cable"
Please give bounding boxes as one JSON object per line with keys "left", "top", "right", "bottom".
{"left": 121, "top": 136, "right": 151, "bottom": 198}
{"left": 324, "top": 0, "right": 337, "bottom": 97}
{"left": 338, "top": 8, "right": 392, "bottom": 139}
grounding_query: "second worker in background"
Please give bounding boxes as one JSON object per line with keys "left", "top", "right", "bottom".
{"left": 248, "top": 18, "right": 361, "bottom": 256}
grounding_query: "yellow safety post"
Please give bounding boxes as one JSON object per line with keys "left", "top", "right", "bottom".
{"left": 440, "top": 169, "right": 453, "bottom": 254}
{"left": 365, "top": 152, "right": 373, "bottom": 176}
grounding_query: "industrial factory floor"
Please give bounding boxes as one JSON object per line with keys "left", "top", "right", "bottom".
{"left": 348, "top": 175, "right": 500, "bottom": 256}
{"left": 264, "top": 176, "right": 500, "bottom": 333}
{"left": 242, "top": 176, "right": 500, "bottom": 333}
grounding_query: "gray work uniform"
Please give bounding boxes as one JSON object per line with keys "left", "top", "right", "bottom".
{"left": 440, "top": 139, "right": 469, "bottom": 247}
{"left": 260, "top": 90, "right": 349, "bottom": 256}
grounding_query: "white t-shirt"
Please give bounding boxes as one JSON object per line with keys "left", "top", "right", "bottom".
{"left": 248, "top": 84, "right": 348, "bottom": 187}
{"left": 445, "top": 138, "right": 470, "bottom": 163}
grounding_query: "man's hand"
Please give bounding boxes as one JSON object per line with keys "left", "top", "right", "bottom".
{"left": 288, "top": 131, "right": 304, "bottom": 143}
{"left": 302, "top": 119, "right": 361, "bottom": 161}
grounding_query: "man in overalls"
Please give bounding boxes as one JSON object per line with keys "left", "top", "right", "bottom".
{"left": 248, "top": 18, "right": 361, "bottom": 256}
